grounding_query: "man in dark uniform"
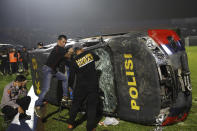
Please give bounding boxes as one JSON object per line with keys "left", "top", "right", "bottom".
{"left": 5, "top": 49, "right": 11, "bottom": 75}
{"left": 67, "top": 44, "right": 99, "bottom": 131}
{"left": 0, "top": 51, "right": 4, "bottom": 75}
{"left": 35, "top": 35, "right": 73, "bottom": 117}
{"left": 21, "top": 47, "right": 29, "bottom": 74}
{"left": 1, "top": 51, "right": 8, "bottom": 75}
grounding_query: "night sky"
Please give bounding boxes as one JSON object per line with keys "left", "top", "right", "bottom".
{"left": 0, "top": 0, "right": 197, "bottom": 47}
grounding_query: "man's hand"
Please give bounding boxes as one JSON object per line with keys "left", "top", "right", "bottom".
{"left": 68, "top": 48, "right": 74, "bottom": 53}
{"left": 64, "top": 53, "right": 70, "bottom": 58}
{"left": 64, "top": 48, "right": 74, "bottom": 58}
{"left": 18, "top": 106, "right": 24, "bottom": 114}
{"left": 7, "top": 89, "right": 11, "bottom": 94}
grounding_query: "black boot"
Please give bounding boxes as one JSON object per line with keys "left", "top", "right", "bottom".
{"left": 19, "top": 113, "right": 31, "bottom": 121}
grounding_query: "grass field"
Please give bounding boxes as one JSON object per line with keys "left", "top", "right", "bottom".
{"left": 0, "top": 47, "right": 197, "bottom": 131}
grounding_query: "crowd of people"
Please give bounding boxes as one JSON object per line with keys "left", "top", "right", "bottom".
{"left": 0, "top": 35, "right": 118, "bottom": 131}
{"left": 0, "top": 47, "right": 29, "bottom": 76}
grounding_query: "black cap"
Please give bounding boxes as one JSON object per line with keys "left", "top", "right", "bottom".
{"left": 37, "top": 42, "right": 43, "bottom": 46}
{"left": 15, "top": 75, "right": 26, "bottom": 82}
{"left": 72, "top": 43, "right": 83, "bottom": 52}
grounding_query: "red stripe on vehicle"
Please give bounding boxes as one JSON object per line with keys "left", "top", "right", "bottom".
{"left": 148, "top": 29, "right": 180, "bottom": 45}
{"left": 162, "top": 113, "right": 188, "bottom": 126}
{"left": 162, "top": 116, "right": 178, "bottom": 126}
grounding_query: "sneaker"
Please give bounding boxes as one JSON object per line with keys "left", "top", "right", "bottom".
{"left": 67, "top": 124, "right": 74, "bottom": 130}
{"left": 19, "top": 113, "right": 31, "bottom": 121}
{"left": 34, "top": 106, "right": 42, "bottom": 118}
{"left": 61, "top": 96, "right": 68, "bottom": 102}
{"left": 61, "top": 96, "right": 70, "bottom": 107}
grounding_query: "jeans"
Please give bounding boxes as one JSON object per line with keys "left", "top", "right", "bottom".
{"left": 35, "top": 65, "right": 68, "bottom": 106}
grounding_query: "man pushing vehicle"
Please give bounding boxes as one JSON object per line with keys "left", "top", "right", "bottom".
{"left": 67, "top": 44, "right": 100, "bottom": 131}
{"left": 34, "top": 35, "right": 74, "bottom": 118}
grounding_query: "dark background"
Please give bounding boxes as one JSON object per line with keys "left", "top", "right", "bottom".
{"left": 0, "top": 0, "right": 197, "bottom": 48}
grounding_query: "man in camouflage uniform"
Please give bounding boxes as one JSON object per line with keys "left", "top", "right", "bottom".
{"left": 0, "top": 75, "right": 31, "bottom": 121}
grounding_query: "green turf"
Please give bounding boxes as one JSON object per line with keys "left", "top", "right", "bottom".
{"left": 0, "top": 47, "right": 197, "bottom": 131}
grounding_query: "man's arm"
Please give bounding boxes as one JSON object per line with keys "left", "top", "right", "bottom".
{"left": 92, "top": 52, "right": 100, "bottom": 61}
{"left": 1, "top": 83, "right": 20, "bottom": 109}
{"left": 14, "top": 52, "right": 18, "bottom": 57}
{"left": 6, "top": 100, "right": 19, "bottom": 109}
{"left": 64, "top": 48, "right": 74, "bottom": 58}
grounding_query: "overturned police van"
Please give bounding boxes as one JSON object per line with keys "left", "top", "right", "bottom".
{"left": 29, "top": 29, "right": 192, "bottom": 126}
